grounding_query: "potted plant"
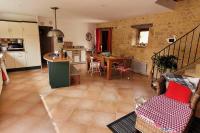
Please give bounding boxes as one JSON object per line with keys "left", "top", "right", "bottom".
{"left": 154, "top": 55, "right": 178, "bottom": 73}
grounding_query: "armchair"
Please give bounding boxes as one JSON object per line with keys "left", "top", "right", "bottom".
{"left": 135, "top": 75, "right": 200, "bottom": 133}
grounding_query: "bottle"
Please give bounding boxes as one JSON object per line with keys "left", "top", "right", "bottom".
{"left": 63, "top": 50, "right": 67, "bottom": 58}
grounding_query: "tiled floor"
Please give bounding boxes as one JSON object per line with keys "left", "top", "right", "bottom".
{"left": 0, "top": 64, "right": 199, "bottom": 133}
{"left": 0, "top": 69, "right": 56, "bottom": 133}
{"left": 41, "top": 65, "right": 156, "bottom": 133}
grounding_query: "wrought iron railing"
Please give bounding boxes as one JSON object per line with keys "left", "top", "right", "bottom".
{"left": 151, "top": 24, "right": 200, "bottom": 86}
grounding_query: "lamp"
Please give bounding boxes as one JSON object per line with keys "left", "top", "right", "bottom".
{"left": 47, "top": 7, "right": 64, "bottom": 38}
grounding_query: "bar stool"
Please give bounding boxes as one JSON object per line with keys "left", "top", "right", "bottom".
{"left": 88, "top": 56, "right": 101, "bottom": 76}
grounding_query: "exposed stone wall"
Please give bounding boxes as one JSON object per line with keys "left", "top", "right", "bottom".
{"left": 97, "top": 0, "right": 200, "bottom": 75}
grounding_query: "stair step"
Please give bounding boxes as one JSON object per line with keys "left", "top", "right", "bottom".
{"left": 184, "top": 69, "right": 200, "bottom": 77}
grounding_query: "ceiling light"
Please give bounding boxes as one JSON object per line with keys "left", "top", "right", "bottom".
{"left": 47, "top": 7, "right": 64, "bottom": 38}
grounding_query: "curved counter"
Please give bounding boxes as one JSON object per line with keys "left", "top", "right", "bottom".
{"left": 43, "top": 53, "right": 71, "bottom": 88}
{"left": 43, "top": 53, "right": 72, "bottom": 63}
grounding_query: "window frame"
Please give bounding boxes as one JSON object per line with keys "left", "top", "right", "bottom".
{"left": 137, "top": 28, "right": 150, "bottom": 45}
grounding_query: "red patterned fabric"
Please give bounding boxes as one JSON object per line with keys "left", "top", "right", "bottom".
{"left": 1, "top": 69, "right": 7, "bottom": 81}
{"left": 116, "top": 66, "right": 131, "bottom": 72}
{"left": 136, "top": 95, "right": 192, "bottom": 133}
{"left": 166, "top": 81, "right": 192, "bottom": 103}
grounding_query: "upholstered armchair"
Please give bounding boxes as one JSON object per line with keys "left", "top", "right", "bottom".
{"left": 135, "top": 75, "right": 200, "bottom": 133}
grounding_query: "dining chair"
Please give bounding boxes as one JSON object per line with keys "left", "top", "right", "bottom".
{"left": 99, "top": 56, "right": 107, "bottom": 74}
{"left": 115, "top": 56, "right": 133, "bottom": 79}
{"left": 88, "top": 56, "right": 101, "bottom": 76}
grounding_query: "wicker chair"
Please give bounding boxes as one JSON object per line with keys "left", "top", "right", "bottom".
{"left": 135, "top": 75, "right": 200, "bottom": 133}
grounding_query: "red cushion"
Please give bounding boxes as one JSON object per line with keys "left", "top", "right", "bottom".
{"left": 165, "top": 81, "right": 192, "bottom": 103}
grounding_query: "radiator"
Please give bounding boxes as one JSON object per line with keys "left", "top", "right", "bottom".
{"left": 132, "top": 59, "right": 147, "bottom": 75}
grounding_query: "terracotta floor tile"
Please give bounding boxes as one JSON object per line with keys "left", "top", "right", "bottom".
{"left": 95, "top": 101, "right": 117, "bottom": 113}
{"left": 92, "top": 111, "right": 116, "bottom": 128}
{"left": 99, "top": 90, "right": 118, "bottom": 102}
{"left": 59, "top": 121, "right": 87, "bottom": 133}
{"left": 2, "top": 101, "right": 34, "bottom": 115}
{"left": 77, "top": 99, "right": 97, "bottom": 111}
{"left": 116, "top": 102, "right": 134, "bottom": 114}
{"left": 50, "top": 103, "right": 75, "bottom": 123}
{"left": 86, "top": 126, "right": 112, "bottom": 133}
{"left": 0, "top": 115, "right": 41, "bottom": 133}
{"left": 69, "top": 109, "right": 95, "bottom": 126}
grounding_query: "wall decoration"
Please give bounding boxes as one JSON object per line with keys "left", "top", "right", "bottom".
{"left": 86, "top": 32, "right": 92, "bottom": 41}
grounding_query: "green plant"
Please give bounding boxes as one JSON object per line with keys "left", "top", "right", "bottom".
{"left": 154, "top": 55, "right": 178, "bottom": 72}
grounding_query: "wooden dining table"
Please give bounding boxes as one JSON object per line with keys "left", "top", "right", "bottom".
{"left": 87, "top": 55, "right": 130, "bottom": 80}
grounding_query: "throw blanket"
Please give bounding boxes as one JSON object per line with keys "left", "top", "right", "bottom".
{"left": 163, "top": 73, "right": 199, "bottom": 93}
{"left": 136, "top": 95, "right": 192, "bottom": 133}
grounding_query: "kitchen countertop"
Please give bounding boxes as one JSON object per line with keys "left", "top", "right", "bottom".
{"left": 43, "top": 52, "right": 72, "bottom": 63}
{"left": 63, "top": 48, "right": 85, "bottom": 51}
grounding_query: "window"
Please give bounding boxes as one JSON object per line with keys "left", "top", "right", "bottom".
{"left": 138, "top": 30, "right": 149, "bottom": 44}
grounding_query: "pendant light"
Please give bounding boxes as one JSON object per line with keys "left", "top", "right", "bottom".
{"left": 47, "top": 7, "right": 64, "bottom": 37}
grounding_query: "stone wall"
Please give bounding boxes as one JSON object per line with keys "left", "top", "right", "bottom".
{"left": 97, "top": 0, "right": 200, "bottom": 75}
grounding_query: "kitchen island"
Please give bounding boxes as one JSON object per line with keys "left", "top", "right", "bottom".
{"left": 43, "top": 53, "right": 72, "bottom": 88}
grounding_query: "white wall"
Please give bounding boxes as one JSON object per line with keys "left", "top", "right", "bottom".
{"left": 37, "top": 17, "right": 96, "bottom": 51}
{"left": 58, "top": 20, "right": 96, "bottom": 50}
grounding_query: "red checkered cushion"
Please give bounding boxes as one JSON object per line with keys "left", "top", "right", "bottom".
{"left": 136, "top": 95, "right": 192, "bottom": 133}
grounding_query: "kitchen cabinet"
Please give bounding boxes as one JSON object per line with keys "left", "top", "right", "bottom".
{"left": 81, "top": 50, "right": 86, "bottom": 62}
{"left": 4, "top": 51, "right": 26, "bottom": 69}
{"left": 0, "top": 21, "right": 38, "bottom": 38}
{"left": 7, "top": 22, "right": 23, "bottom": 38}
{"left": 65, "top": 49, "right": 86, "bottom": 63}
{"left": 0, "top": 21, "right": 9, "bottom": 38}
{"left": 74, "top": 56, "right": 80, "bottom": 63}
{"left": 0, "top": 21, "right": 41, "bottom": 69}
{"left": 15, "top": 52, "right": 27, "bottom": 68}
{"left": 22, "top": 23, "right": 38, "bottom": 36}
{"left": 4, "top": 52, "right": 16, "bottom": 69}
{"left": 24, "top": 35, "right": 41, "bottom": 67}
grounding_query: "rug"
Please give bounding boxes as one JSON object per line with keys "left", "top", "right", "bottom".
{"left": 107, "top": 112, "right": 139, "bottom": 133}
{"left": 107, "top": 112, "right": 200, "bottom": 133}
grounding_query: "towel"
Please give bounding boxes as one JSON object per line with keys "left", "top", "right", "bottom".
{"left": 1, "top": 60, "right": 9, "bottom": 84}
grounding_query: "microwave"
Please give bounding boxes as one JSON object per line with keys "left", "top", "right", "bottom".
{"left": 7, "top": 39, "right": 24, "bottom": 51}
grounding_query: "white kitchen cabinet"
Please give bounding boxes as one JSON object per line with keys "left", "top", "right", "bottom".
{"left": 74, "top": 55, "right": 80, "bottom": 63}
{"left": 4, "top": 52, "right": 16, "bottom": 69}
{"left": 7, "top": 22, "right": 23, "bottom": 38}
{"left": 14, "top": 52, "right": 26, "bottom": 68}
{"left": 24, "top": 35, "right": 41, "bottom": 67}
{"left": 67, "top": 51, "right": 73, "bottom": 59}
{"left": 22, "top": 23, "right": 38, "bottom": 36}
{"left": 0, "top": 21, "right": 9, "bottom": 38}
{"left": 4, "top": 52, "right": 27, "bottom": 69}
{"left": 81, "top": 50, "right": 86, "bottom": 62}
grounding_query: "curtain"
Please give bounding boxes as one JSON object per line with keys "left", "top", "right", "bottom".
{"left": 96, "top": 28, "right": 101, "bottom": 53}
{"left": 107, "top": 28, "right": 112, "bottom": 53}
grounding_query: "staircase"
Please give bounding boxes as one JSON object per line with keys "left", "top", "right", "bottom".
{"left": 151, "top": 23, "right": 200, "bottom": 86}
{"left": 184, "top": 62, "right": 200, "bottom": 77}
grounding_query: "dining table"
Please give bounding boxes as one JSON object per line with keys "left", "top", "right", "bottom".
{"left": 87, "top": 54, "right": 131, "bottom": 80}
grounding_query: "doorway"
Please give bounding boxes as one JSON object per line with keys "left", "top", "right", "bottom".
{"left": 96, "top": 28, "right": 112, "bottom": 53}
{"left": 39, "top": 26, "right": 54, "bottom": 67}
{"left": 101, "top": 30, "right": 109, "bottom": 52}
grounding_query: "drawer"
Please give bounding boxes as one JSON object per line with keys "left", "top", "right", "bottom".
{"left": 73, "top": 50, "right": 81, "bottom": 55}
